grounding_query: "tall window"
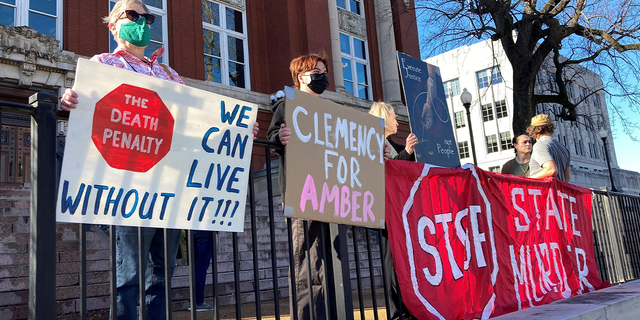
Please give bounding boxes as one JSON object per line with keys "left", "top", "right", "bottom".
{"left": 340, "top": 32, "right": 370, "bottom": 100}
{"left": 486, "top": 134, "right": 498, "bottom": 153}
{"left": 489, "top": 166, "right": 501, "bottom": 173}
{"left": 458, "top": 141, "right": 469, "bottom": 159}
{"left": 455, "top": 111, "right": 465, "bottom": 128}
{"left": 1, "top": 0, "right": 61, "bottom": 39}
{"left": 444, "top": 79, "right": 460, "bottom": 98}
{"left": 592, "top": 93, "right": 601, "bottom": 108}
{"left": 482, "top": 103, "right": 494, "bottom": 122}
{"left": 495, "top": 100, "right": 508, "bottom": 119}
{"left": 202, "top": 0, "right": 249, "bottom": 89}
{"left": 565, "top": 81, "right": 574, "bottom": 99}
{"left": 500, "top": 132, "right": 512, "bottom": 150}
{"left": 337, "top": 0, "right": 361, "bottom": 15}
{"left": 579, "top": 86, "right": 588, "bottom": 100}
{"left": 110, "top": 0, "right": 168, "bottom": 62}
{"left": 476, "top": 66, "right": 503, "bottom": 89}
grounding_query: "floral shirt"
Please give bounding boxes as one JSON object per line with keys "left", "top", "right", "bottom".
{"left": 90, "top": 48, "right": 184, "bottom": 84}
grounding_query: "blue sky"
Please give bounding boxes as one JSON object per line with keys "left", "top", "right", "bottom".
{"left": 416, "top": 25, "right": 639, "bottom": 172}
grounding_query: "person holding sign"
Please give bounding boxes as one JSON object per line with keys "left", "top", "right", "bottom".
{"left": 59, "top": 1, "right": 258, "bottom": 318}
{"left": 267, "top": 53, "right": 333, "bottom": 320}
{"left": 369, "top": 102, "right": 418, "bottom": 320}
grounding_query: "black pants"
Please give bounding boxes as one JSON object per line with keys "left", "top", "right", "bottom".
{"left": 289, "top": 218, "right": 338, "bottom": 320}
{"left": 380, "top": 228, "right": 416, "bottom": 320}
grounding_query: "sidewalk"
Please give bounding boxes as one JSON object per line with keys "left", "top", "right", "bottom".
{"left": 172, "top": 288, "right": 390, "bottom": 320}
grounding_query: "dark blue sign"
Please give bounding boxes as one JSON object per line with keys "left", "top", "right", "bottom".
{"left": 397, "top": 52, "right": 460, "bottom": 167}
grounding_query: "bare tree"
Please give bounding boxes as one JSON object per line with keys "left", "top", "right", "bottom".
{"left": 411, "top": 0, "right": 640, "bottom": 137}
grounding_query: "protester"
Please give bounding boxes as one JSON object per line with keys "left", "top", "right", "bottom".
{"left": 59, "top": 1, "right": 257, "bottom": 318}
{"left": 267, "top": 53, "right": 332, "bottom": 320}
{"left": 369, "top": 101, "right": 418, "bottom": 320}
{"left": 526, "top": 114, "right": 571, "bottom": 182}
{"left": 267, "top": 53, "right": 391, "bottom": 319}
{"left": 501, "top": 133, "right": 532, "bottom": 177}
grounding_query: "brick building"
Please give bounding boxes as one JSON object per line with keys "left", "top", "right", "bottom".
{"left": 0, "top": 0, "right": 420, "bottom": 318}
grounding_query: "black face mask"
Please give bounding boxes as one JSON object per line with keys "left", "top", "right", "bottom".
{"left": 307, "top": 73, "right": 329, "bottom": 94}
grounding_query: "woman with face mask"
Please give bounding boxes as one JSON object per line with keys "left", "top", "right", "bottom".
{"left": 59, "top": 1, "right": 257, "bottom": 318}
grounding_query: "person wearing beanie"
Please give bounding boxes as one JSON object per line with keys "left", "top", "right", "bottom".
{"left": 526, "top": 114, "right": 571, "bottom": 182}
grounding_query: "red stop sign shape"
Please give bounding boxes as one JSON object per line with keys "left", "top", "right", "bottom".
{"left": 91, "top": 84, "right": 174, "bottom": 172}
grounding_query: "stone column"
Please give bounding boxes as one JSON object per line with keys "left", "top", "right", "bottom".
{"left": 374, "top": 0, "right": 403, "bottom": 104}
{"left": 327, "top": 2, "right": 347, "bottom": 93}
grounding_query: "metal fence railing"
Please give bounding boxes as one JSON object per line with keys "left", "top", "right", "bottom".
{"left": 3, "top": 93, "right": 640, "bottom": 319}
{"left": 591, "top": 190, "right": 640, "bottom": 285}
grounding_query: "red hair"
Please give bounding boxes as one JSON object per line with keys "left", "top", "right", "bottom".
{"left": 290, "top": 53, "right": 329, "bottom": 89}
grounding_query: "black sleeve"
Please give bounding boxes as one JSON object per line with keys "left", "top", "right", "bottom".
{"left": 501, "top": 159, "right": 513, "bottom": 174}
{"left": 267, "top": 98, "right": 285, "bottom": 154}
{"left": 389, "top": 139, "right": 416, "bottom": 161}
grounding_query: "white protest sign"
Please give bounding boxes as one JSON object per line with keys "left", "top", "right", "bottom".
{"left": 56, "top": 59, "right": 256, "bottom": 232}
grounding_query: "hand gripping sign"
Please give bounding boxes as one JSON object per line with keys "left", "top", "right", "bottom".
{"left": 92, "top": 84, "right": 174, "bottom": 172}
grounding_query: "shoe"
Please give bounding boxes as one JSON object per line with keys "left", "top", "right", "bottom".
{"left": 188, "top": 302, "right": 214, "bottom": 311}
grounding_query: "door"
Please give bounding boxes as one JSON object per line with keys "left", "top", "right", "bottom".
{"left": 1, "top": 124, "right": 31, "bottom": 184}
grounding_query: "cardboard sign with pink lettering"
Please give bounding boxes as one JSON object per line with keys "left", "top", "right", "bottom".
{"left": 283, "top": 88, "right": 386, "bottom": 228}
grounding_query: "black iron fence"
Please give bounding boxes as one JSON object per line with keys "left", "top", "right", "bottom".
{"left": 2, "top": 93, "right": 640, "bottom": 319}
{"left": 591, "top": 190, "right": 640, "bottom": 284}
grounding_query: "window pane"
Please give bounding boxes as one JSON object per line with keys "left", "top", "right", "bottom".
{"left": 357, "top": 84, "right": 368, "bottom": 100}
{"left": 145, "top": 0, "right": 163, "bottom": 8}
{"left": 344, "top": 80, "right": 353, "bottom": 95}
{"left": 226, "top": 7, "right": 243, "bottom": 33}
{"left": 202, "top": 0, "right": 220, "bottom": 26}
{"left": 353, "top": 38, "right": 365, "bottom": 59}
{"left": 150, "top": 14, "right": 163, "bottom": 42}
{"left": 228, "top": 62, "right": 245, "bottom": 88}
{"left": 205, "top": 56, "right": 222, "bottom": 83}
{"left": 349, "top": 0, "right": 360, "bottom": 14}
{"left": 491, "top": 66, "right": 503, "bottom": 84}
{"left": 145, "top": 41, "right": 162, "bottom": 62}
{"left": 450, "top": 79, "right": 460, "bottom": 96}
{"left": 203, "top": 29, "right": 220, "bottom": 57}
{"left": 337, "top": 0, "right": 345, "bottom": 9}
{"left": 228, "top": 36, "right": 244, "bottom": 63}
{"left": 342, "top": 58, "right": 352, "bottom": 81}
{"left": 340, "top": 33, "right": 350, "bottom": 54}
{"left": 29, "top": 0, "right": 55, "bottom": 15}
{"left": 0, "top": 5, "right": 15, "bottom": 27}
{"left": 29, "top": 12, "right": 55, "bottom": 36}
{"left": 356, "top": 62, "right": 367, "bottom": 84}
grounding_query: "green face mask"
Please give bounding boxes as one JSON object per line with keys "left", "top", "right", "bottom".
{"left": 118, "top": 16, "right": 151, "bottom": 47}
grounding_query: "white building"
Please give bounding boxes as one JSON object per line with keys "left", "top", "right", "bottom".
{"left": 426, "top": 40, "right": 640, "bottom": 194}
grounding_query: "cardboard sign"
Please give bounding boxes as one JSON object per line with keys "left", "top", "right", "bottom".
{"left": 56, "top": 59, "right": 257, "bottom": 232}
{"left": 397, "top": 52, "right": 460, "bottom": 168}
{"left": 283, "top": 88, "right": 385, "bottom": 228}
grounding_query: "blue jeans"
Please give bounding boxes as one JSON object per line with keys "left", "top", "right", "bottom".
{"left": 194, "top": 231, "right": 214, "bottom": 304}
{"left": 114, "top": 226, "right": 181, "bottom": 320}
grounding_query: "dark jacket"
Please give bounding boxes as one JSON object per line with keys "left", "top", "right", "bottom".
{"left": 388, "top": 138, "right": 416, "bottom": 161}
{"left": 267, "top": 98, "right": 286, "bottom": 196}
{"left": 501, "top": 158, "right": 515, "bottom": 175}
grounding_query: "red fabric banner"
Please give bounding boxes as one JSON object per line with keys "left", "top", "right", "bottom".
{"left": 385, "top": 160, "right": 607, "bottom": 319}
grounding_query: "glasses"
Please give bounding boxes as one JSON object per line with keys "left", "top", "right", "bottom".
{"left": 118, "top": 10, "right": 155, "bottom": 25}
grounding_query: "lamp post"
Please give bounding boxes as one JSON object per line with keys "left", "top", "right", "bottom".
{"left": 460, "top": 88, "right": 477, "bottom": 165}
{"left": 598, "top": 128, "right": 618, "bottom": 192}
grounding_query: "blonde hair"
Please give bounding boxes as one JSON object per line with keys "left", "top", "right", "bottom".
{"left": 369, "top": 102, "right": 395, "bottom": 133}
{"left": 103, "top": 0, "right": 150, "bottom": 24}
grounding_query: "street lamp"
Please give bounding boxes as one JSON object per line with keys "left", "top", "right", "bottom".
{"left": 598, "top": 128, "right": 618, "bottom": 192}
{"left": 460, "top": 88, "right": 477, "bottom": 165}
